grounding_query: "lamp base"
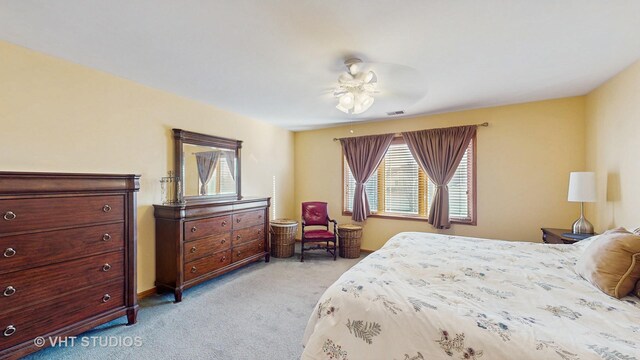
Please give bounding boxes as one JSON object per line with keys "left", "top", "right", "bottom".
{"left": 572, "top": 216, "right": 594, "bottom": 235}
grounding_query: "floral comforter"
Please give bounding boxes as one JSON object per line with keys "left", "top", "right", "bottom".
{"left": 301, "top": 232, "right": 640, "bottom": 360}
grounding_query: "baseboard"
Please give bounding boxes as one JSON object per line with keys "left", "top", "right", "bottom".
{"left": 137, "top": 287, "right": 157, "bottom": 299}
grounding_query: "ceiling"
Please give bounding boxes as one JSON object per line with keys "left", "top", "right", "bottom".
{"left": 1, "top": 1, "right": 639, "bottom": 131}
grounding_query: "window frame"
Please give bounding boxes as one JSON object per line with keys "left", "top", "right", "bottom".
{"left": 341, "top": 135, "right": 477, "bottom": 225}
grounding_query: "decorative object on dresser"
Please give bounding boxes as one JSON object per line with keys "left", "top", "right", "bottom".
{"left": 541, "top": 228, "right": 596, "bottom": 244}
{"left": 154, "top": 129, "right": 270, "bottom": 303}
{"left": 567, "top": 171, "right": 596, "bottom": 234}
{"left": 0, "top": 172, "right": 140, "bottom": 360}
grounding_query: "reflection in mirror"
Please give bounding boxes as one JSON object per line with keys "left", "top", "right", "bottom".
{"left": 183, "top": 143, "right": 237, "bottom": 197}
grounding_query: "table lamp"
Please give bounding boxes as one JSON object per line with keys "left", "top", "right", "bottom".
{"left": 567, "top": 172, "right": 596, "bottom": 234}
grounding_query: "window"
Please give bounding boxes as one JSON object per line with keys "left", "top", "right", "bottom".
{"left": 205, "top": 158, "right": 236, "bottom": 194}
{"left": 343, "top": 137, "right": 475, "bottom": 223}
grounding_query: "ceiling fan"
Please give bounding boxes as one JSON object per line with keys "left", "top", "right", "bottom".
{"left": 331, "top": 57, "right": 429, "bottom": 116}
{"left": 333, "top": 58, "right": 378, "bottom": 115}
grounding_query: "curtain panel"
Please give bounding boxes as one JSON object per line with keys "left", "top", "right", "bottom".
{"left": 402, "top": 125, "right": 476, "bottom": 229}
{"left": 222, "top": 151, "right": 236, "bottom": 180}
{"left": 195, "top": 151, "right": 221, "bottom": 195}
{"left": 340, "top": 134, "right": 394, "bottom": 222}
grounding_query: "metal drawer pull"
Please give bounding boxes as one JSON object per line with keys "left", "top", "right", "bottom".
{"left": 190, "top": 246, "right": 197, "bottom": 253}
{"left": 102, "top": 263, "right": 112, "bottom": 272}
{"left": 257, "top": 229, "right": 262, "bottom": 234}
{"left": 190, "top": 266, "right": 197, "bottom": 273}
{"left": 221, "top": 256, "right": 226, "bottom": 262}
{"left": 221, "top": 239, "right": 226, "bottom": 244}
{"left": 3, "top": 248, "right": 16, "bottom": 258}
{"left": 221, "top": 220, "right": 227, "bottom": 226}
{"left": 258, "top": 215, "right": 262, "bottom": 219}
{"left": 237, "top": 251, "right": 242, "bottom": 256}
{"left": 3, "top": 286, "right": 16, "bottom": 297}
{"left": 236, "top": 218, "right": 241, "bottom": 223}
{"left": 102, "top": 205, "right": 111, "bottom": 213}
{"left": 236, "top": 235, "right": 241, "bottom": 240}
{"left": 102, "top": 294, "right": 111, "bottom": 303}
{"left": 3, "top": 325, "right": 16, "bottom": 337}
{"left": 102, "top": 233, "right": 112, "bottom": 241}
{"left": 3, "top": 211, "right": 16, "bottom": 221}
{"left": 191, "top": 226, "right": 197, "bottom": 233}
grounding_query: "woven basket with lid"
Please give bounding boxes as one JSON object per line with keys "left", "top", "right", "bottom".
{"left": 270, "top": 219, "right": 298, "bottom": 258}
{"left": 338, "top": 224, "right": 363, "bottom": 259}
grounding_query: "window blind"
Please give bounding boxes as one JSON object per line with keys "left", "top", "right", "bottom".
{"left": 383, "top": 144, "right": 419, "bottom": 215}
{"left": 218, "top": 158, "right": 236, "bottom": 194}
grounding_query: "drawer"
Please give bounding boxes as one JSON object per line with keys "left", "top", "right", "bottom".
{"left": 184, "top": 215, "right": 232, "bottom": 242}
{"left": 184, "top": 250, "right": 231, "bottom": 282}
{"left": 232, "top": 224, "right": 264, "bottom": 246}
{"left": 184, "top": 232, "right": 231, "bottom": 263}
{"left": 0, "top": 279, "right": 124, "bottom": 349}
{"left": 232, "top": 239, "right": 264, "bottom": 263}
{"left": 0, "top": 195, "right": 124, "bottom": 235}
{"left": 232, "top": 210, "right": 265, "bottom": 230}
{"left": 0, "top": 223, "right": 124, "bottom": 274}
{"left": 0, "top": 251, "right": 123, "bottom": 312}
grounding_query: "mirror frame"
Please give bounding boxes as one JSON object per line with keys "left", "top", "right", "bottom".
{"left": 173, "top": 128, "right": 242, "bottom": 202}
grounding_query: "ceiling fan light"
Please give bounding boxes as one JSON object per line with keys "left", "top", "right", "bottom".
{"left": 339, "top": 72, "right": 354, "bottom": 83}
{"left": 349, "top": 63, "right": 359, "bottom": 75}
{"left": 339, "top": 92, "right": 354, "bottom": 107}
{"left": 365, "top": 71, "right": 376, "bottom": 83}
{"left": 336, "top": 103, "right": 351, "bottom": 114}
{"left": 334, "top": 58, "right": 377, "bottom": 115}
{"left": 352, "top": 103, "right": 363, "bottom": 115}
{"left": 361, "top": 96, "right": 374, "bottom": 110}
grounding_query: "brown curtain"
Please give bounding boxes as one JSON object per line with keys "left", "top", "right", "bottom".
{"left": 195, "top": 151, "right": 221, "bottom": 195}
{"left": 341, "top": 134, "right": 394, "bottom": 222}
{"left": 402, "top": 125, "right": 476, "bottom": 229}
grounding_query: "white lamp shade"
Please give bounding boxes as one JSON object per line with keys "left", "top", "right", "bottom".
{"left": 568, "top": 172, "right": 596, "bottom": 202}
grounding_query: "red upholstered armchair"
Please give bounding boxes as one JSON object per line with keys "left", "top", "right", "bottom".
{"left": 301, "top": 202, "right": 338, "bottom": 262}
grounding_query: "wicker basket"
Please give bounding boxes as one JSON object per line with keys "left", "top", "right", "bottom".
{"left": 270, "top": 219, "right": 298, "bottom": 258}
{"left": 338, "top": 224, "right": 363, "bottom": 259}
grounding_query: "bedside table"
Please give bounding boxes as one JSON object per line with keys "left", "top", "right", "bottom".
{"left": 541, "top": 228, "right": 596, "bottom": 244}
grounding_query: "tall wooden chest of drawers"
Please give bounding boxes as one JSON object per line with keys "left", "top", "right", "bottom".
{"left": 154, "top": 197, "right": 270, "bottom": 302}
{"left": 0, "top": 172, "right": 140, "bottom": 359}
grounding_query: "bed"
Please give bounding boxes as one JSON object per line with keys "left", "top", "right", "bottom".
{"left": 301, "top": 232, "right": 640, "bottom": 360}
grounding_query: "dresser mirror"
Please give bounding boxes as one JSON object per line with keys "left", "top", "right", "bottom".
{"left": 174, "top": 129, "right": 242, "bottom": 201}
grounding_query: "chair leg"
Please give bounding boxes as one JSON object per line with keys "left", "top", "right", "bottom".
{"left": 333, "top": 240, "right": 337, "bottom": 260}
{"left": 300, "top": 239, "right": 304, "bottom": 262}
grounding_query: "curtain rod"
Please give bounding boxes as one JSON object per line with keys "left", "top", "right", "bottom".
{"left": 332, "top": 122, "right": 489, "bottom": 141}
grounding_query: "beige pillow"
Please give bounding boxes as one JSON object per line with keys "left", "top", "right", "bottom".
{"left": 575, "top": 227, "right": 640, "bottom": 298}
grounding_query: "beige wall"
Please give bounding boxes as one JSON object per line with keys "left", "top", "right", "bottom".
{"left": 585, "top": 60, "right": 640, "bottom": 232}
{"left": 295, "top": 98, "right": 586, "bottom": 249}
{"left": 0, "top": 41, "right": 295, "bottom": 292}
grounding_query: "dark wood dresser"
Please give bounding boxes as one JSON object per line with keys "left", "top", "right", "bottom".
{"left": 0, "top": 172, "right": 140, "bottom": 359}
{"left": 154, "top": 197, "right": 270, "bottom": 302}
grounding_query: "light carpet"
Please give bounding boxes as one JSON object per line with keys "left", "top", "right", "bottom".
{"left": 25, "top": 247, "right": 365, "bottom": 360}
